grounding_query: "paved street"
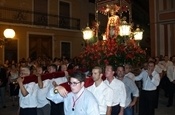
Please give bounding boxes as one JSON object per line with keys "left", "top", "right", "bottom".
{"left": 0, "top": 89, "right": 175, "bottom": 115}
{"left": 155, "top": 89, "right": 175, "bottom": 115}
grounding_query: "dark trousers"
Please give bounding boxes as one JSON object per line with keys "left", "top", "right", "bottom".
{"left": 160, "top": 75, "right": 170, "bottom": 96}
{"left": 167, "top": 82, "right": 175, "bottom": 105}
{"left": 50, "top": 101, "right": 65, "bottom": 115}
{"left": 111, "top": 104, "right": 120, "bottom": 115}
{"left": 37, "top": 104, "right": 51, "bottom": 115}
{"left": 9, "top": 83, "right": 19, "bottom": 96}
{"left": 155, "top": 85, "right": 160, "bottom": 108}
{"left": 0, "top": 86, "right": 6, "bottom": 106}
{"left": 139, "top": 90, "right": 156, "bottom": 115}
{"left": 19, "top": 107, "right": 37, "bottom": 115}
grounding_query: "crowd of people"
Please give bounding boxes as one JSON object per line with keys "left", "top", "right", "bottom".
{"left": 0, "top": 55, "right": 175, "bottom": 115}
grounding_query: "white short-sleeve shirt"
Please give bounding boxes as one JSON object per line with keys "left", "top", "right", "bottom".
{"left": 125, "top": 72, "right": 135, "bottom": 81}
{"left": 87, "top": 81, "right": 113, "bottom": 114}
{"left": 37, "top": 79, "right": 51, "bottom": 108}
{"left": 104, "top": 78, "right": 126, "bottom": 107}
{"left": 19, "top": 82, "right": 38, "bottom": 108}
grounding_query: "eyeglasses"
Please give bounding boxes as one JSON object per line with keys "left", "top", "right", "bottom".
{"left": 68, "top": 81, "right": 81, "bottom": 86}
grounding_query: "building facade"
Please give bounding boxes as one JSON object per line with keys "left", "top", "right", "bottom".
{"left": 3, "top": 0, "right": 174, "bottom": 63}
{"left": 150, "top": 0, "right": 175, "bottom": 57}
{"left": 0, "top": 0, "right": 96, "bottom": 63}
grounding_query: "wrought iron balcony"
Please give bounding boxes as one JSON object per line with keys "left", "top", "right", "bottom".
{"left": 0, "top": 7, "right": 80, "bottom": 30}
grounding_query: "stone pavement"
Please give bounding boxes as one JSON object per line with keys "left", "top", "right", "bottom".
{"left": 0, "top": 89, "right": 175, "bottom": 115}
{"left": 155, "top": 89, "right": 175, "bottom": 115}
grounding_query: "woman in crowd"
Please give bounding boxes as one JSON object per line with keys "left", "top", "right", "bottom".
{"left": 8, "top": 64, "right": 19, "bottom": 106}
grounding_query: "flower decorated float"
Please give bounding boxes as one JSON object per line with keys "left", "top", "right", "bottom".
{"left": 79, "top": 0, "right": 146, "bottom": 70}
{"left": 79, "top": 36, "right": 146, "bottom": 70}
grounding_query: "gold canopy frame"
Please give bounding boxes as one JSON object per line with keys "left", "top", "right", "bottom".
{"left": 96, "top": 0, "right": 131, "bottom": 15}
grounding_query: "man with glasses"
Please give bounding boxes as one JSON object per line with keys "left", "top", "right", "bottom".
{"left": 46, "top": 71, "right": 100, "bottom": 115}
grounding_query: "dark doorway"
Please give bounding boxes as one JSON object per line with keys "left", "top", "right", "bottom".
{"left": 4, "top": 39, "right": 18, "bottom": 63}
{"left": 61, "top": 41, "right": 71, "bottom": 59}
{"left": 29, "top": 34, "right": 52, "bottom": 60}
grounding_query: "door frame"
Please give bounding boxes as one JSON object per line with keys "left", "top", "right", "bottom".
{"left": 60, "top": 41, "right": 72, "bottom": 59}
{"left": 27, "top": 32, "right": 54, "bottom": 59}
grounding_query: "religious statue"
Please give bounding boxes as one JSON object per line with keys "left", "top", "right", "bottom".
{"left": 106, "top": 9, "right": 120, "bottom": 39}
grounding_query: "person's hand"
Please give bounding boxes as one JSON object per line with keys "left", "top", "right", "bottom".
{"left": 147, "top": 69, "right": 153, "bottom": 79}
{"left": 33, "top": 70, "right": 41, "bottom": 78}
{"left": 55, "top": 86, "right": 68, "bottom": 97}
{"left": 118, "top": 110, "right": 124, "bottom": 115}
{"left": 147, "top": 69, "right": 152, "bottom": 76}
{"left": 17, "top": 77, "right": 24, "bottom": 84}
{"left": 129, "top": 101, "right": 136, "bottom": 107}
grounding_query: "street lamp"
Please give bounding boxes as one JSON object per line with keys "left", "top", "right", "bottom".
{"left": 119, "top": 18, "right": 131, "bottom": 43}
{"left": 82, "top": 26, "right": 93, "bottom": 40}
{"left": 0, "top": 28, "right": 15, "bottom": 48}
{"left": 134, "top": 25, "right": 143, "bottom": 46}
{"left": 82, "top": 25, "right": 94, "bottom": 46}
{"left": 3, "top": 28, "right": 16, "bottom": 39}
{"left": 119, "top": 19, "right": 131, "bottom": 36}
{"left": 134, "top": 26, "right": 143, "bottom": 41}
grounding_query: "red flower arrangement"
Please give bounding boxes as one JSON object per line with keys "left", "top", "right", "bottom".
{"left": 79, "top": 37, "right": 146, "bottom": 70}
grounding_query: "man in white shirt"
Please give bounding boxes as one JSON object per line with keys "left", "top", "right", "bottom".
{"left": 154, "top": 57, "right": 164, "bottom": 108}
{"left": 17, "top": 66, "right": 38, "bottom": 115}
{"left": 166, "top": 56, "right": 175, "bottom": 107}
{"left": 155, "top": 57, "right": 164, "bottom": 76}
{"left": 135, "top": 61, "right": 160, "bottom": 115}
{"left": 46, "top": 71, "right": 100, "bottom": 115}
{"left": 104, "top": 65, "right": 126, "bottom": 115}
{"left": 47, "top": 64, "right": 68, "bottom": 115}
{"left": 116, "top": 65, "right": 139, "bottom": 115}
{"left": 164, "top": 55, "right": 173, "bottom": 70}
{"left": 87, "top": 66, "right": 113, "bottom": 115}
{"left": 160, "top": 55, "right": 173, "bottom": 97}
{"left": 34, "top": 66, "right": 51, "bottom": 115}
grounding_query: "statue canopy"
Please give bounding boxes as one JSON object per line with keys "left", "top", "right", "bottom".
{"left": 96, "top": 0, "right": 131, "bottom": 15}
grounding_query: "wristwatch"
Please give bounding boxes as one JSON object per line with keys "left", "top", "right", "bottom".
{"left": 54, "top": 89, "right": 58, "bottom": 94}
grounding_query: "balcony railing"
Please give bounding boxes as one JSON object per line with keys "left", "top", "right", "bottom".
{"left": 0, "top": 7, "right": 80, "bottom": 30}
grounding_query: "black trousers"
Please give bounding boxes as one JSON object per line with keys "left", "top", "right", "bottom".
{"left": 50, "top": 101, "right": 65, "bottom": 115}
{"left": 155, "top": 85, "right": 160, "bottom": 108}
{"left": 139, "top": 90, "right": 156, "bottom": 115}
{"left": 167, "top": 82, "right": 175, "bottom": 105}
{"left": 111, "top": 104, "right": 120, "bottom": 115}
{"left": 160, "top": 75, "right": 170, "bottom": 96}
{"left": 19, "top": 107, "right": 37, "bottom": 115}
